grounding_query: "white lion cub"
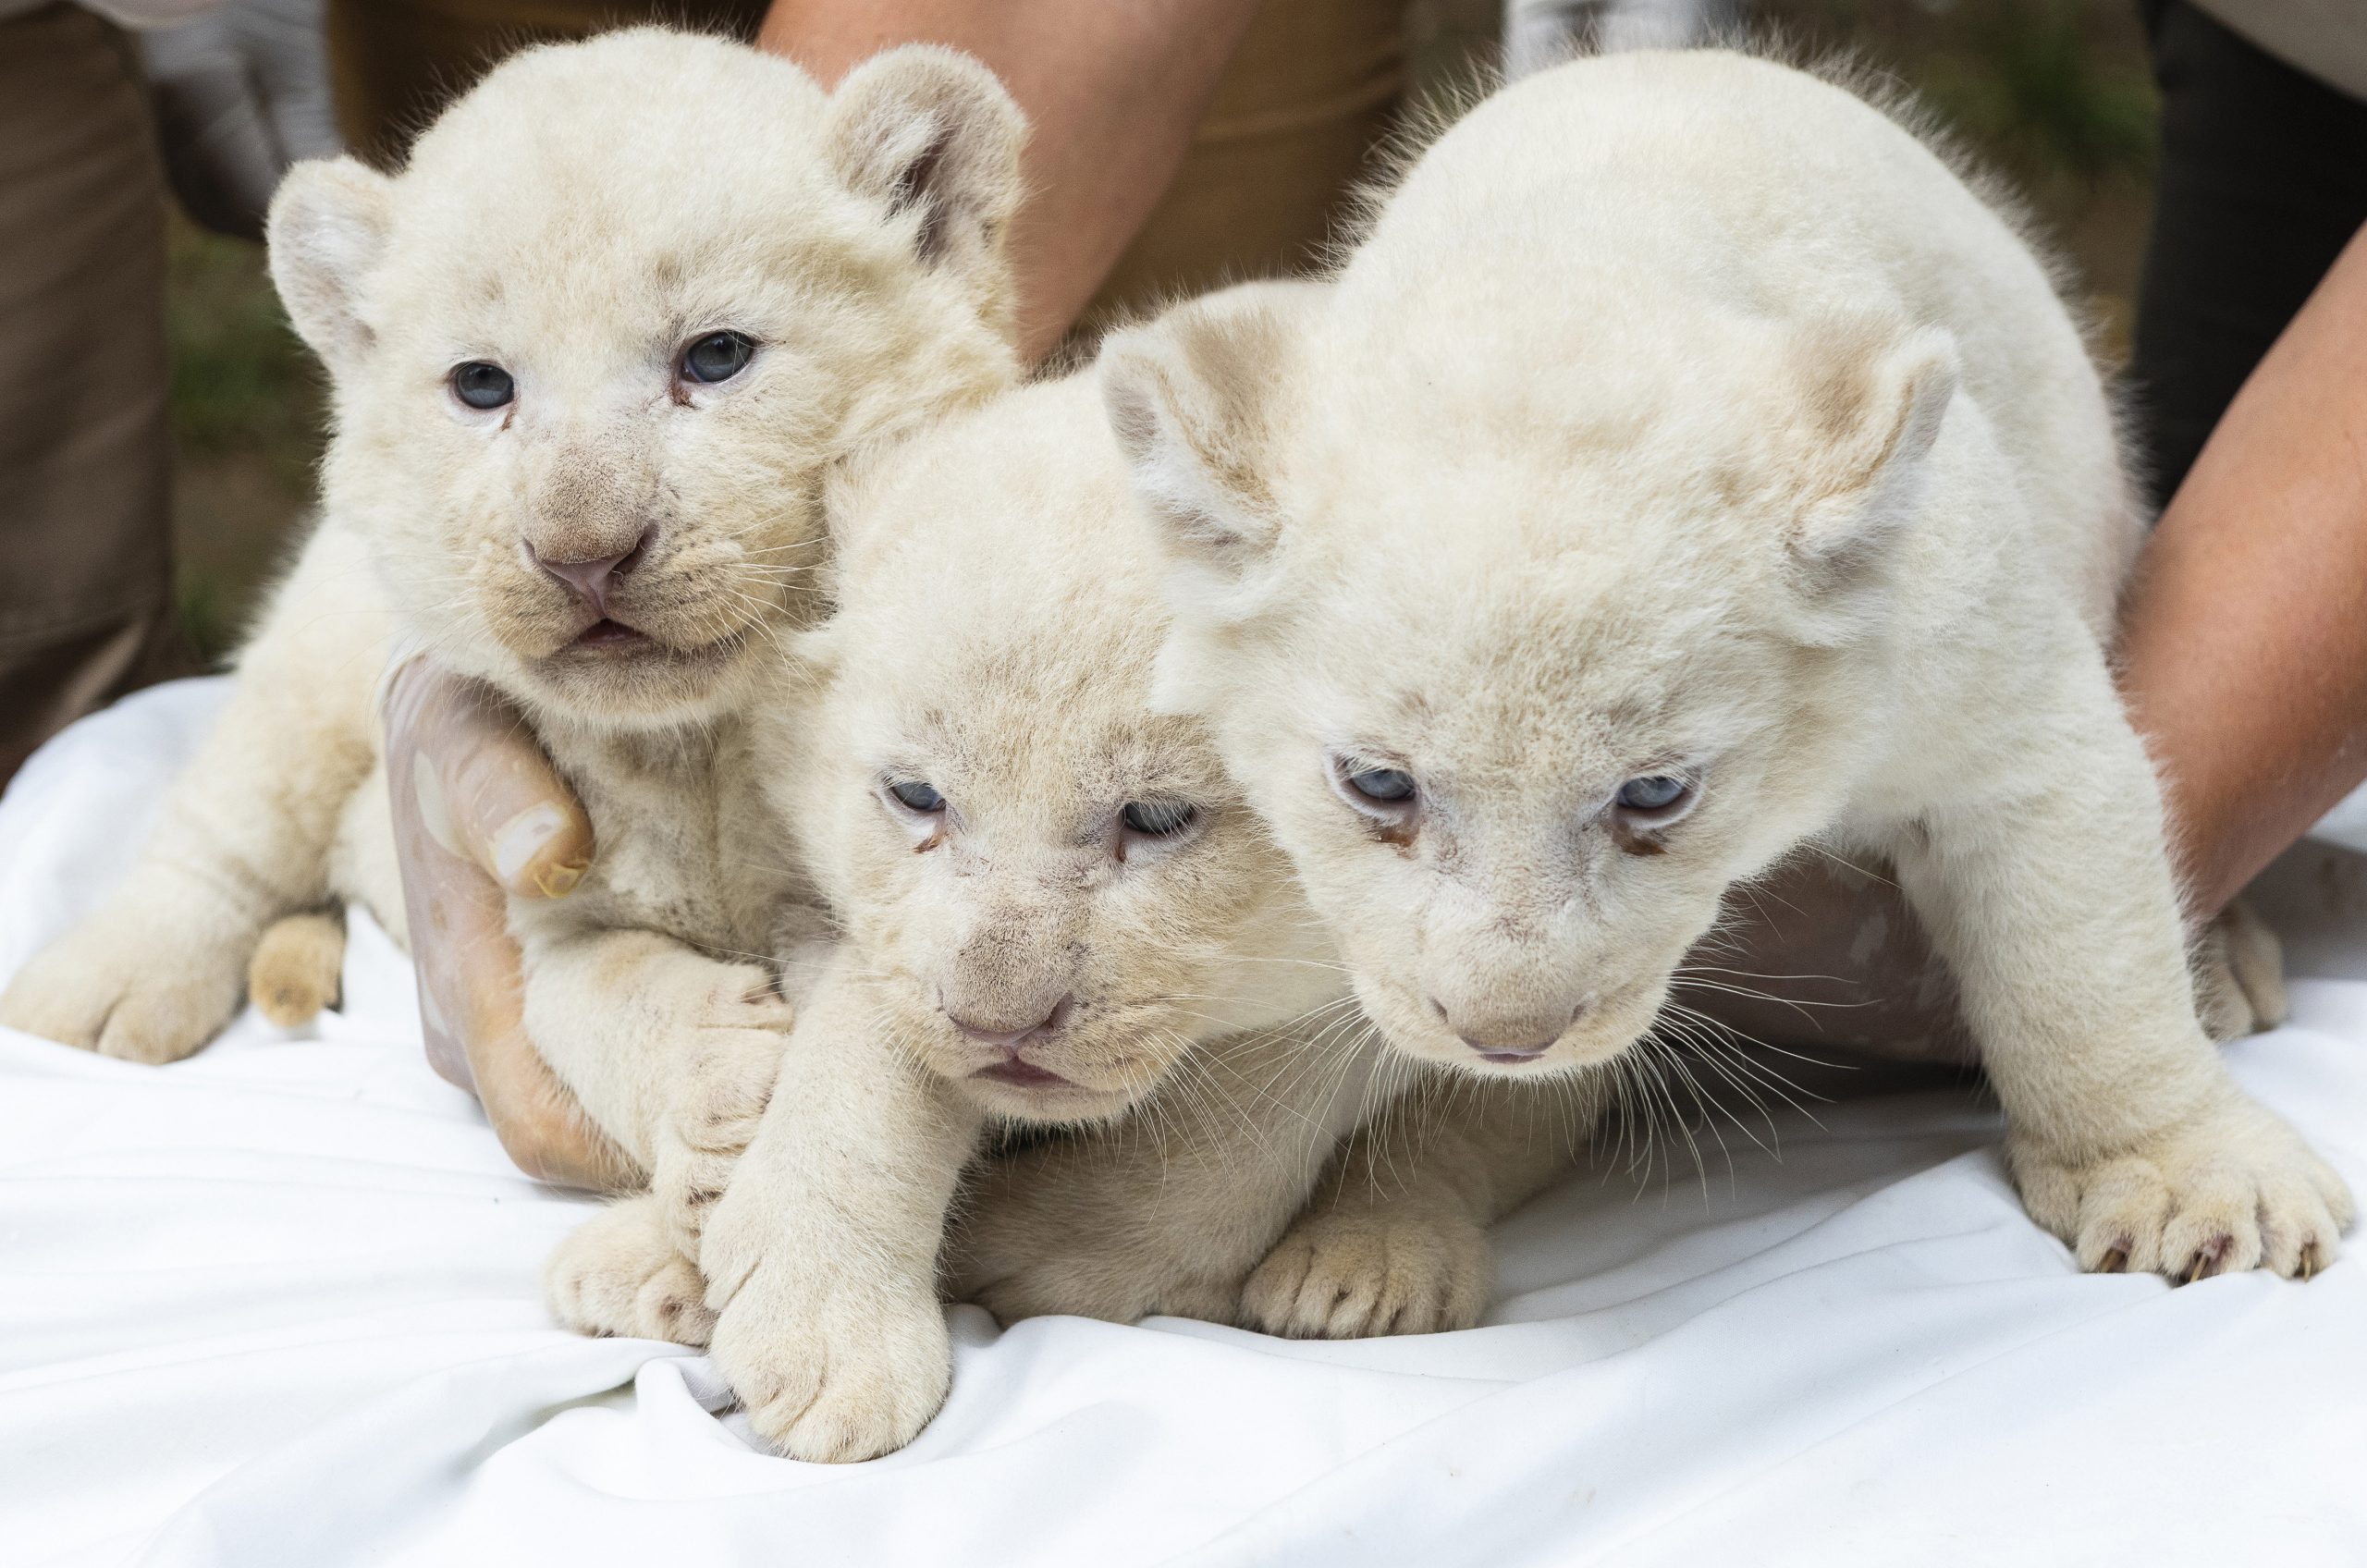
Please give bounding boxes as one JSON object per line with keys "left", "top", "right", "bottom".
{"left": 548, "top": 360, "right": 1380, "bottom": 1462}
{"left": 1102, "top": 50, "right": 2352, "bottom": 1282}
{"left": 0, "top": 30, "right": 1027, "bottom": 1231}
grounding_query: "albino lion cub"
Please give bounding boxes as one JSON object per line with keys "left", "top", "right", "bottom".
{"left": 1102, "top": 50, "right": 2353, "bottom": 1283}
{"left": 548, "top": 359, "right": 1380, "bottom": 1462}
{"left": 0, "top": 31, "right": 1027, "bottom": 1230}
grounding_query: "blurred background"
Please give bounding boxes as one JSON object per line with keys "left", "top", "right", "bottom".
{"left": 165, "top": 0, "right": 2154, "bottom": 663}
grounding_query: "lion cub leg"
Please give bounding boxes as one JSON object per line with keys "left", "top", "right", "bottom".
{"left": 700, "top": 952, "right": 983, "bottom": 1464}
{"left": 1896, "top": 653, "right": 2351, "bottom": 1280}
{"left": 521, "top": 927, "right": 791, "bottom": 1255}
{"left": 0, "top": 526, "right": 386, "bottom": 1063}
{"left": 1243, "top": 1077, "right": 1603, "bottom": 1338}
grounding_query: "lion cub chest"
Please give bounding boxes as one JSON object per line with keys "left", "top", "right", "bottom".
{"left": 543, "top": 719, "right": 807, "bottom": 961}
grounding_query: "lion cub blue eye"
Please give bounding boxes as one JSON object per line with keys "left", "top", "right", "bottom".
{"left": 682, "top": 331, "right": 756, "bottom": 384}
{"left": 450, "top": 361, "right": 514, "bottom": 410}
{"left": 888, "top": 779, "right": 944, "bottom": 813}
{"left": 1347, "top": 767, "right": 1417, "bottom": 804}
{"left": 1122, "top": 801, "right": 1197, "bottom": 837}
{"left": 1616, "top": 776, "right": 1688, "bottom": 812}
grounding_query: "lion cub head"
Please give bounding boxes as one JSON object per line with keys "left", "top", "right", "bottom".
{"left": 774, "top": 363, "right": 1336, "bottom": 1126}
{"left": 265, "top": 28, "right": 1024, "bottom": 729}
{"left": 1100, "top": 255, "right": 1958, "bottom": 1082}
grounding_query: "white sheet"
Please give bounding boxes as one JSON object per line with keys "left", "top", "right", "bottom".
{"left": 5, "top": 679, "right": 2364, "bottom": 1567}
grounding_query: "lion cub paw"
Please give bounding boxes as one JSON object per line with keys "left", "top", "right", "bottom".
{"left": 545, "top": 1194, "right": 715, "bottom": 1346}
{"left": 2011, "top": 1097, "right": 2354, "bottom": 1281}
{"left": 0, "top": 907, "right": 247, "bottom": 1065}
{"left": 249, "top": 911, "right": 347, "bottom": 1028}
{"left": 652, "top": 972, "right": 792, "bottom": 1257}
{"left": 707, "top": 1264, "right": 950, "bottom": 1463}
{"left": 2190, "top": 898, "right": 2287, "bottom": 1044}
{"left": 1240, "top": 1192, "right": 1493, "bottom": 1339}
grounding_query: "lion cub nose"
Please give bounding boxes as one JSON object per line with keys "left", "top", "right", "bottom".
{"left": 946, "top": 993, "right": 1075, "bottom": 1054}
{"left": 1433, "top": 995, "right": 1586, "bottom": 1062}
{"left": 532, "top": 524, "right": 654, "bottom": 615}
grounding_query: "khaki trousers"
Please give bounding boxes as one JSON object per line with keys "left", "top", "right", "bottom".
{"left": 0, "top": 5, "right": 185, "bottom": 787}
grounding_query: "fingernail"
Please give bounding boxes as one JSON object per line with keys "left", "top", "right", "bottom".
{"left": 491, "top": 803, "right": 569, "bottom": 886}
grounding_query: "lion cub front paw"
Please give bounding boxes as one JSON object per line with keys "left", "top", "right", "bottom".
{"left": 2011, "top": 1097, "right": 2354, "bottom": 1280}
{"left": 0, "top": 909, "right": 247, "bottom": 1064}
{"left": 1240, "top": 1193, "right": 1493, "bottom": 1339}
{"left": 652, "top": 974, "right": 792, "bottom": 1257}
{"left": 707, "top": 1265, "right": 950, "bottom": 1463}
{"left": 545, "top": 1194, "right": 715, "bottom": 1346}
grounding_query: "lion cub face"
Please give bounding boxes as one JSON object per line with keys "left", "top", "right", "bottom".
{"left": 266, "top": 29, "right": 1023, "bottom": 730}
{"left": 774, "top": 374, "right": 1327, "bottom": 1125}
{"left": 1102, "top": 285, "right": 1956, "bottom": 1080}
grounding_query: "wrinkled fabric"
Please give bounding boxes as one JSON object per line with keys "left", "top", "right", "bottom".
{"left": 5, "top": 679, "right": 2365, "bottom": 1568}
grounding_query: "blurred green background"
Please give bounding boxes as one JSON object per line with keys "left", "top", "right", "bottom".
{"left": 165, "top": 0, "right": 2158, "bottom": 664}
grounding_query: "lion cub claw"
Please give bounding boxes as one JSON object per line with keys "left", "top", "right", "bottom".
{"left": 2011, "top": 1096, "right": 2354, "bottom": 1281}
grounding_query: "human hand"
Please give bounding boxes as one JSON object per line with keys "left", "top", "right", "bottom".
{"left": 1675, "top": 855, "right": 1973, "bottom": 1069}
{"left": 1676, "top": 858, "right": 2282, "bottom": 1074}
{"left": 136, "top": 0, "right": 343, "bottom": 239}
{"left": 382, "top": 656, "right": 634, "bottom": 1190}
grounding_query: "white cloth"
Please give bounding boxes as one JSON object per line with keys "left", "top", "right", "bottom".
{"left": 6, "top": 678, "right": 2366, "bottom": 1568}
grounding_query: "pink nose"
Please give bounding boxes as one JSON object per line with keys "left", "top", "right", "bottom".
{"left": 946, "top": 994, "right": 1074, "bottom": 1054}
{"left": 1429, "top": 994, "right": 1586, "bottom": 1062}
{"left": 532, "top": 526, "right": 653, "bottom": 614}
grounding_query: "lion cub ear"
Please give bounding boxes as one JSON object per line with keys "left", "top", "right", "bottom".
{"left": 825, "top": 47, "right": 1025, "bottom": 309}
{"left": 1787, "top": 320, "right": 1960, "bottom": 585}
{"left": 1099, "top": 280, "right": 1322, "bottom": 613}
{"left": 266, "top": 156, "right": 396, "bottom": 378}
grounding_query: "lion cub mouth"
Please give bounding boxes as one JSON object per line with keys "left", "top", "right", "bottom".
{"left": 548, "top": 616, "right": 730, "bottom": 668}
{"left": 570, "top": 618, "right": 649, "bottom": 651}
{"left": 971, "top": 1058, "right": 1073, "bottom": 1090}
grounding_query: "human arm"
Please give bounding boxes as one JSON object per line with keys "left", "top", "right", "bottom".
{"left": 2115, "top": 222, "right": 2367, "bottom": 913}
{"left": 757, "top": 0, "right": 1264, "bottom": 360}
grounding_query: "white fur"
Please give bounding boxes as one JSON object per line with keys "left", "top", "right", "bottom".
{"left": 0, "top": 30, "right": 1027, "bottom": 1250}
{"left": 1101, "top": 50, "right": 2352, "bottom": 1283}
{"left": 685, "top": 364, "right": 1375, "bottom": 1461}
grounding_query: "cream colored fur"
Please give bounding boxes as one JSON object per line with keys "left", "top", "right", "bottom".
{"left": 548, "top": 361, "right": 1380, "bottom": 1461}
{"left": 1102, "top": 49, "right": 2352, "bottom": 1285}
{"left": 0, "top": 31, "right": 1029, "bottom": 1251}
